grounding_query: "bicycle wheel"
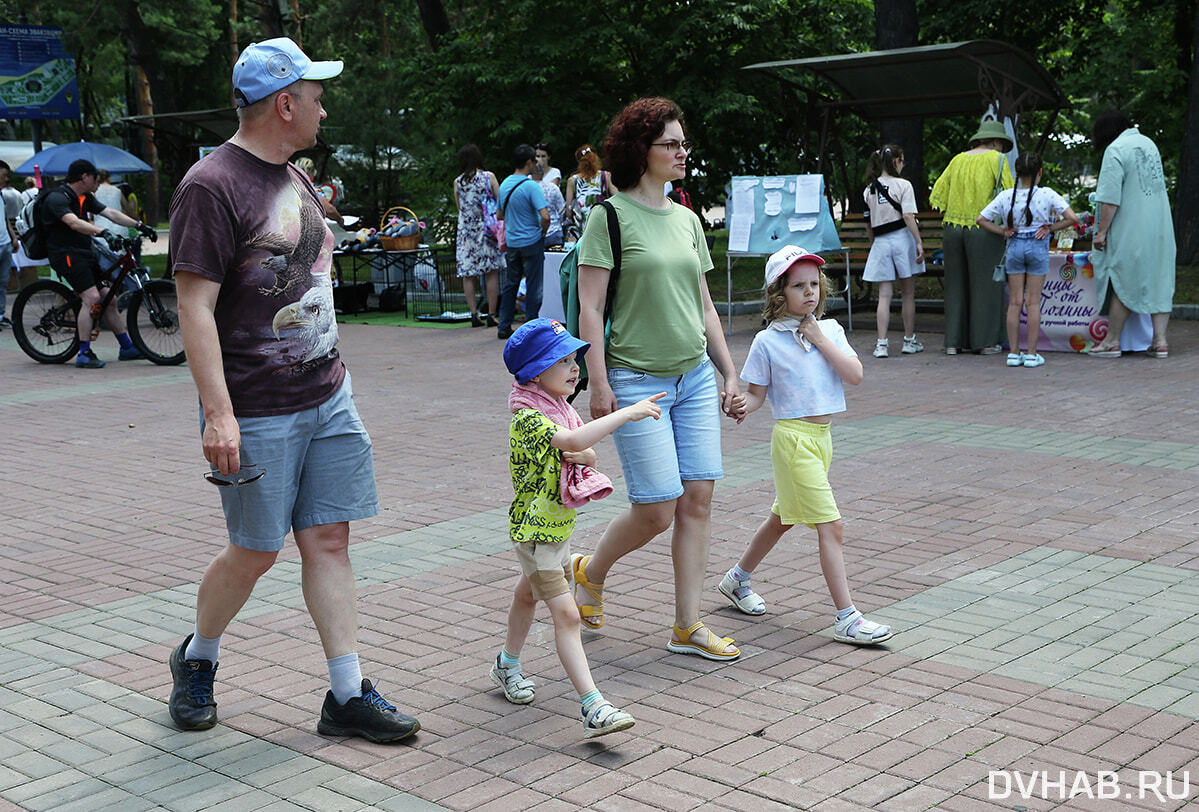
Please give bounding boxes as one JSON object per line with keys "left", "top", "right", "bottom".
{"left": 12, "top": 279, "right": 81, "bottom": 364}
{"left": 128, "top": 279, "right": 186, "bottom": 365}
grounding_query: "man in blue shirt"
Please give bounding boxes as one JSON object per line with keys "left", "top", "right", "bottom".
{"left": 496, "top": 144, "right": 549, "bottom": 339}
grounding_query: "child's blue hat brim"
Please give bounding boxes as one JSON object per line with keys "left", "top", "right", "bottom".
{"left": 503, "top": 318, "right": 590, "bottom": 384}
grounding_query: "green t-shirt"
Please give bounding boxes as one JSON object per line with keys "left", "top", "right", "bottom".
{"left": 577, "top": 192, "right": 714, "bottom": 377}
{"left": 509, "top": 408, "right": 575, "bottom": 544}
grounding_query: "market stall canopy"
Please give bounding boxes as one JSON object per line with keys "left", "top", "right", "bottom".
{"left": 743, "top": 40, "right": 1067, "bottom": 120}
{"left": 0, "top": 141, "right": 57, "bottom": 172}
{"left": 17, "top": 141, "right": 153, "bottom": 176}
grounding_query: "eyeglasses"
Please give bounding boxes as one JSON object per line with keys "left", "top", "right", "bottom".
{"left": 535, "top": 143, "right": 550, "bottom": 151}
{"left": 204, "top": 454, "right": 267, "bottom": 487}
{"left": 650, "top": 140, "right": 693, "bottom": 153}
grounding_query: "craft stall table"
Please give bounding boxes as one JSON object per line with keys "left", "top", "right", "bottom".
{"left": 331, "top": 245, "right": 443, "bottom": 316}
{"left": 1013, "top": 251, "right": 1151, "bottom": 352}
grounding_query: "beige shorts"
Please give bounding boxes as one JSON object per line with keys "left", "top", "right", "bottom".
{"left": 513, "top": 538, "right": 572, "bottom": 601}
{"left": 770, "top": 419, "right": 841, "bottom": 528}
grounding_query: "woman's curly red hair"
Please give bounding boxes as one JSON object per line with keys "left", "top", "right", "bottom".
{"left": 603, "top": 97, "right": 685, "bottom": 190}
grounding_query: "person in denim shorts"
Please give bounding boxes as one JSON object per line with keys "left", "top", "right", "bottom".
{"left": 573, "top": 97, "right": 746, "bottom": 661}
{"left": 165, "top": 38, "right": 418, "bottom": 744}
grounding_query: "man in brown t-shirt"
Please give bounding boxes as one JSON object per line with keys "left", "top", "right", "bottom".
{"left": 166, "top": 37, "right": 419, "bottom": 743}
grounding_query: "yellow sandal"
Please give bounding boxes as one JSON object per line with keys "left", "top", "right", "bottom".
{"left": 571, "top": 554, "right": 604, "bottom": 629}
{"left": 666, "top": 621, "right": 741, "bottom": 661}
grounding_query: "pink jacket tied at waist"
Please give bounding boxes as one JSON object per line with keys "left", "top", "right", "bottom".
{"left": 509, "top": 382, "right": 614, "bottom": 508}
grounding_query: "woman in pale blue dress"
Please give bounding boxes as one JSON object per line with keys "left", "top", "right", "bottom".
{"left": 1087, "top": 110, "right": 1176, "bottom": 358}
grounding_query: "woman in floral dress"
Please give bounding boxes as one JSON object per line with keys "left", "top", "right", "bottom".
{"left": 454, "top": 144, "right": 506, "bottom": 326}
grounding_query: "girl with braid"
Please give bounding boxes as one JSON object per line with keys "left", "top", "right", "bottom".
{"left": 862, "top": 144, "right": 925, "bottom": 358}
{"left": 977, "top": 153, "right": 1078, "bottom": 368}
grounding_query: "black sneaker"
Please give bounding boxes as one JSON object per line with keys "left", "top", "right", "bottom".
{"left": 317, "top": 679, "right": 420, "bottom": 743}
{"left": 168, "top": 634, "right": 218, "bottom": 730}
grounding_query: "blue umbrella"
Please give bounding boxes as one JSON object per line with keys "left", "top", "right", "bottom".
{"left": 16, "top": 141, "right": 153, "bottom": 176}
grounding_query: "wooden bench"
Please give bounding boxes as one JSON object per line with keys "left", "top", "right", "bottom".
{"left": 831, "top": 211, "right": 945, "bottom": 328}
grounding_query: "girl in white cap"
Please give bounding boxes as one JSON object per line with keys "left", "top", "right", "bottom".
{"left": 718, "top": 246, "right": 894, "bottom": 646}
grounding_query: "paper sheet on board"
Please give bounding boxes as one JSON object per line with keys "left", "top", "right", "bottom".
{"left": 794, "top": 175, "right": 821, "bottom": 213}
{"left": 762, "top": 177, "right": 786, "bottom": 189}
{"left": 788, "top": 215, "right": 819, "bottom": 232}
{"left": 763, "top": 191, "right": 783, "bottom": 216}
{"left": 728, "top": 213, "right": 753, "bottom": 252}
{"left": 731, "top": 179, "right": 758, "bottom": 222}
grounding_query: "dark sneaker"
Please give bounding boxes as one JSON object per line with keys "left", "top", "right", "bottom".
{"left": 76, "top": 350, "right": 106, "bottom": 369}
{"left": 0, "top": 316, "right": 11, "bottom": 329}
{"left": 118, "top": 346, "right": 145, "bottom": 361}
{"left": 317, "top": 679, "right": 420, "bottom": 743}
{"left": 168, "top": 635, "right": 218, "bottom": 730}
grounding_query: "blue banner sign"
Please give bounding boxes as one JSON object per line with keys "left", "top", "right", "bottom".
{"left": 0, "top": 25, "right": 80, "bottom": 120}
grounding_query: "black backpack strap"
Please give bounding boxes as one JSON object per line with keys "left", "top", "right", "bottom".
{"left": 500, "top": 176, "right": 531, "bottom": 213}
{"left": 600, "top": 199, "right": 620, "bottom": 322}
{"left": 871, "top": 180, "right": 904, "bottom": 214}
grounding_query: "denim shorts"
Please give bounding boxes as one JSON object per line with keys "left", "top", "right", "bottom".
{"left": 1005, "top": 234, "right": 1050, "bottom": 277}
{"left": 608, "top": 356, "right": 723, "bottom": 503}
{"left": 201, "top": 373, "right": 379, "bottom": 551}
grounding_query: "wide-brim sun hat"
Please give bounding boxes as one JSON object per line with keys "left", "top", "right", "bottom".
{"left": 764, "top": 245, "right": 825, "bottom": 287}
{"left": 969, "top": 120, "right": 1014, "bottom": 151}
{"left": 503, "top": 318, "right": 591, "bottom": 384}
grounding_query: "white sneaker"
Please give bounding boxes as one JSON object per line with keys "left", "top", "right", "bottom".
{"left": 490, "top": 656, "right": 535, "bottom": 704}
{"left": 718, "top": 570, "right": 766, "bottom": 615}
{"left": 1023, "top": 353, "right": 1046, "bottom": 368}
{"left": 1006, "top": 352, "right": 1025, "bottom": 367}
{"left": 901, "top": 336, "right": 923, "bottom": 354}
{"left": 873, "top": 339, "right": 889, "bottom": 358}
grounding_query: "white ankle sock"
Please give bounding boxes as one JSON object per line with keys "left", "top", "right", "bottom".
{"left": 836, "top": 605, "right": 857, "bottom": 622}
{"left": 328, "top": 653, "right": 363, "bottom": 705}
{"left": 185, "top": 628, "right": 221, "bottom": 663}
{"left": 730, "top": 565, "right": 752, "bottom": 582}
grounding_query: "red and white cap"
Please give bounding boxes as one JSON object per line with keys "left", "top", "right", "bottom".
{"left": 764, "top": 245, "right": 825, "bottom": 286}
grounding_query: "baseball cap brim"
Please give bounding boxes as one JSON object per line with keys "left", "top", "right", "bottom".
{"left": 302, "top": 60, "right": 343, "bottom": 81}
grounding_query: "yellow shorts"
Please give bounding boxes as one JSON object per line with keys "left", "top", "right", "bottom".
{"left": 512, "top": 538, "right": 572, "bottom": 601}
{"left": 770, "top": 419, "right": 841, "bottom": 528}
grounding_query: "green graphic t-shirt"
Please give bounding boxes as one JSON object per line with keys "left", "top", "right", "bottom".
{"left": 509, "top": 409, "right": 575, "bottom": 544}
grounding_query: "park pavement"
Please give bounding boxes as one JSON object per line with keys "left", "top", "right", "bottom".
{"left": 1, "top": 307, "right": 1197, "bottom": 812}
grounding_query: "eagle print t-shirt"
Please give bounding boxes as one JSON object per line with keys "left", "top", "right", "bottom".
{"left": 168, "top": 142, "right": 344, "bottom": 417}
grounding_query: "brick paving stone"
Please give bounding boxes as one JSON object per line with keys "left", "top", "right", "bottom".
{"left": 5, "top": 320, "right": 1199, "bottom": 810}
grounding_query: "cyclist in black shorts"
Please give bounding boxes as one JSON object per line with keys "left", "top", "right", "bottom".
{"left": 43, "top": 158, "right": 157, "bottom": 368}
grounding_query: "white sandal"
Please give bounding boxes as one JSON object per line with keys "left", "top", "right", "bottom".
{"left": 832, "top": 610, "right": 893, "bottom": 645}
{"left": 582, "top": 700, "right": 635, "bottom": 738}
{"left": 490, "top": 657, "right": 535, "bottom": 704}
{"left": 718, "top": 571, "right": 766, "bottom": 615}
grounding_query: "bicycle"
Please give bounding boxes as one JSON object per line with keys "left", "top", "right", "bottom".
{"left": 12, "top": 235, "right": 185, "bottom": 366}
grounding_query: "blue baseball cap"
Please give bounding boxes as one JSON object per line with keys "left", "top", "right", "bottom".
{"left": 233, "top": 37, "right": 343, "bottom": 108}
{"left": 503, "top": 318, "right": 590, "bottom": 384}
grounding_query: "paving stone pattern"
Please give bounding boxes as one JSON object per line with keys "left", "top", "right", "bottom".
{"left": 1, "top": 312, "right": 1197, "bottom": 811}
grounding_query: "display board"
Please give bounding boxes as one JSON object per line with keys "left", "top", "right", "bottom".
{"left": 726, "top": 174, "right": 841, "bottom": 255}
{"left": 0, "top": 25, "right": 80, "bottom": 120}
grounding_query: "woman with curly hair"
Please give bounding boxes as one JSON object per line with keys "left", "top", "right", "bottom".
{"left": 571, "top": 97, "right": 746, "bottom": 661}
{"left": 453, "top": 144, "right": 504, "bottom": 326}
{"left": 564, "top": 144, "right": 612, "bottom": 239}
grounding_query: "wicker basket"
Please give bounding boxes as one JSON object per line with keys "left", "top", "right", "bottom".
{"left": 379, "top": 206, "right": 420, "bottom": 251}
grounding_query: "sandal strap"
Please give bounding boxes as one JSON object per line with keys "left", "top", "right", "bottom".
{"left": 673, "top": 622, "right": 735, "bottom": 651}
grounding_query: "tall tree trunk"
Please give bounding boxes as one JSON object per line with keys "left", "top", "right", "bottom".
{"left": 415, "top": 0, "right": 451, "bottom": 52}
{"left": 133, "top": 65, "right": 160, "bottom": 224}
{"left": 873, "top": 0, "right": 926, "bottom": 208}
{"left": 1176, "top": 0, "right": 1199, "bottom": 264}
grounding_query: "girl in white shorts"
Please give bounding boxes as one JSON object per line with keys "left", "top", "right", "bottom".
{"left": 719, "top": 246, "right": 894, "bottom": 646}
{"left": 862, "top": 144, "right": 925, "bottom": 358}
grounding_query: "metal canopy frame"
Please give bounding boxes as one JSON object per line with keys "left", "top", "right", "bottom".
{"left": 744, "top": 39, "right": 1067, "bottom": 122}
